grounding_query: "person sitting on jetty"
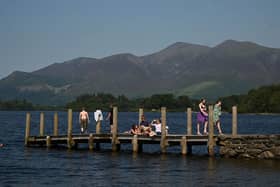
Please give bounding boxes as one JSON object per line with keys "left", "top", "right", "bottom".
{"left": 197, "top": 98, "right": 208, "bottom": 135}
{"left": 213, "top": 100, "right": 223, "bottom": 134}
{"left": 151, "top": 119, "right": 162, "bottom": 135}
{"left": 140, "top": 115, "right": 150, "bottom": 127}
{"left": 79, "top": 107, "right": 90, "bottom": 134}
{"left": 129, "top": 124, "right": 141, "bottom": 135}
{"left": 140, "top": 115, "right": 151, "bottom": 131}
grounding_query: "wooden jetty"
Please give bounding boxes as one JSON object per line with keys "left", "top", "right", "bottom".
{"left": 24, "top": 106, "right": 239, "bottom": 156}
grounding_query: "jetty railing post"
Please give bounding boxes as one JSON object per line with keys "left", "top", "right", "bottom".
{"left": 112, "top": 106, "right": 119, "bottom": 152}
{"left": 53, "top": 112, "right": 58, "bottom": 136}
{"left": 39, "top": 112, "right": 44, "bottom": 136}
{"left": 232, "top": 106, "right": 238, "bottom": 136}
{"left": 139, "top": 108, "right": 144, "bottom": 124}
{"left": 208, "top": 105, "right": 215, "bottom": 156}
{"left": 187, "top": 108, "right": 192, "bottom": 135}
{"left": 25, "top": 113, "right": 31, "bottom": 146}
{"left": 67, "top": 109, "right": 73, "bottom": 149}
{"left": 160, "top": 107, "right": 167, "bottom": 153}
{"left": 96, "top": 116, "right": 101, "bottom": 134}
{"left": 95, "top": 115, "right": 101, "bottom": 150}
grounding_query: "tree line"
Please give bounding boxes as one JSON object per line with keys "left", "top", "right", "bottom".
{"left": 65, "top": 93, "right": 195, "bottom": 112}
{"left": 1, "top": 84, "right": 280, "bottom": 113}
{"left": 220, "top": 84, "right": 280, "bottom": 113}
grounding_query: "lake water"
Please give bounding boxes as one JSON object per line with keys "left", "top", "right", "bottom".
{"left": 0, "top": 111, "right": 280, "bottom": 186}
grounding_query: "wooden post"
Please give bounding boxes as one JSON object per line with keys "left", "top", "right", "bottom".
{"left": 39, "top": 112, "right": 44, "bottom": 136}
{"left": 67, "top": 109, "right": 73, "bottom": 149}
{"left": 95, "top": 115, "right": 101, "bottom": 149}
{"left": 181, "top": 136, "right": 187, "bottom": 155}
{"left": 208, "top": 105, "right": 215, "bottom": 156}
{"left": 139, "top": 108, "right": 144, "bottom": 124}
{"left": 96, "top": 117, "right": 101, "bottom": 134}
{"left": 25, "top": 113, "right": 31, "bottom": 146}
{"left": 112, "top": 106, "right": 119, "bottom": 151}
{"left": 187, "top": 108, "right": 192, "bottom": 135}
{"left": 160, "top": 107, "right": 167, "bottom": 153}
{"left": 53, "top": 112, "right": 58, "bottom": 136}
{"left": 89, "top": 133, "right": 94, "bottom": 150}
{"left": 46, "top": 136, "right": 51, "bottom": 148}
{"left": 132, "top": 135, "right": 138, "bottom": 152}
{"left": 232, "top": 106, "right": 238, "bottom": 136}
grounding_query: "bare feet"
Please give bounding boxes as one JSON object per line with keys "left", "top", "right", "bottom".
{"left": 197, "top": 132, "right": 202, "bottom": 135}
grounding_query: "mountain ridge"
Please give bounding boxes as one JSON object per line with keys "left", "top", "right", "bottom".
{"left": 1, "top": 40, "right": 280, "bottom": 105}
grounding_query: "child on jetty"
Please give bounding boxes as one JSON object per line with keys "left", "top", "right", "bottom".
{"left": 213, "top": 100, "right": 223, "bottom": 134}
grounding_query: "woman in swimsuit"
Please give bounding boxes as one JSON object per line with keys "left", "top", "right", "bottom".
{"left": 197, "top": 98, "right": 208, "bottom": 135}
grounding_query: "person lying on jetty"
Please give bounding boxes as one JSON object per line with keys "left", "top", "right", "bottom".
{"left": 213, "top": 100, "right": 223, "bottom": 134}
{"left": 129, "top": 124, "right": 142, "bottom": 135}
{"left": 197, "top": 98, "right": 208, "bottom": 135}
{"left": 79, "top": 107, "right": 90, "bottom": 134}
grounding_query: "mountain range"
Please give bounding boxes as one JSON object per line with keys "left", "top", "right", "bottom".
{"left": 0, "top": 39, "right": 280, "bottom": 105}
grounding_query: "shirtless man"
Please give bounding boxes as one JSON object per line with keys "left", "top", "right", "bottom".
{"left": 79, "top": 107, "right": 89, "bottom": 134}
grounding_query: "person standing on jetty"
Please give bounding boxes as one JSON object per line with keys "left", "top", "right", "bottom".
{"left": 197, "top": 99, "right": 208, "bottom": 135}
{"left": 79, "top": 107, "right": 90, "bottom": 134}
{"left": 213, "top": 100, "right": 223, "bottom": 134}
{"left": 106, "top": 104, "right": 114, "bottom": 133}
{"left": 94, "top": 108, "right": 103, "bottom": 122}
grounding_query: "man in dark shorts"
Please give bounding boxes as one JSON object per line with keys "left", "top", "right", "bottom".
{"left": 106, "top": 105, "right": 114, "bottom": 133}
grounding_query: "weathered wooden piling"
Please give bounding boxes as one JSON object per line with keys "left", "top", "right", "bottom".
{"left": 67, "top": 109, "right": 74, "bottom": 149}
{"left": 187, "top": 108, "right": 192, "bottom": 135}
{"left": 232, "top": 106, "right": 238, "bottom": 136}
{"left": 132, "top": 135, "right": 138, "bottom": 152}
{"left": 39, "top": 112, "right": 44, "bottom": 136}
{"left": 89, "top": 133, "right": 94, "bottom": 150}
{"left": 139, "top": 108, "right": 143, "bottom": 124}
{"left": 24, "top": 113, "right": 31, "bottom": 146}
{"left": 53, "top": 112, "right": 58, "bottom": 136}
{"left": 112, "top": 106, "right": 119, "bottom": 151}
{"left": 160, "top": 107, "right": 167, "bottom": 153}
{"left": 181, "top": 136, "right": 187, "bottom": 155}
{"left": 46, "top": 136, "right": 51, "bottom": 148}
{"left": 208, "top": 105, "right": 215, "bottom": 156}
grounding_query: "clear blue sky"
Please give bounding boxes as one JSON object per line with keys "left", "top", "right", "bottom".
{"left": 1, "top": 0, "right": 280, "bottom": 78}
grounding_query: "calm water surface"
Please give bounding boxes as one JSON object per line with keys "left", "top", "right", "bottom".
{"left": 0, "top": 111, "right": 280, "bottom": 186}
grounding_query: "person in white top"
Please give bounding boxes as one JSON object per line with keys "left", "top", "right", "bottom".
{"left": 94, "top": 109, "right": 103, "bottom": 122}
{"left": 151, "top": 119, "right": 162, "bottom": 135}
{"left": 79, "top": 107, "right": 89, "bottom": 134}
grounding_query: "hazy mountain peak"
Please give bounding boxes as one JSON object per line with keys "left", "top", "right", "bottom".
{"left": 215, "top": 39, "right": 262, "bottom": 49}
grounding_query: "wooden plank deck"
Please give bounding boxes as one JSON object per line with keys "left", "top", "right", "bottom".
{"left": 27, "top": 133, "right": 216, "bottom": 146}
